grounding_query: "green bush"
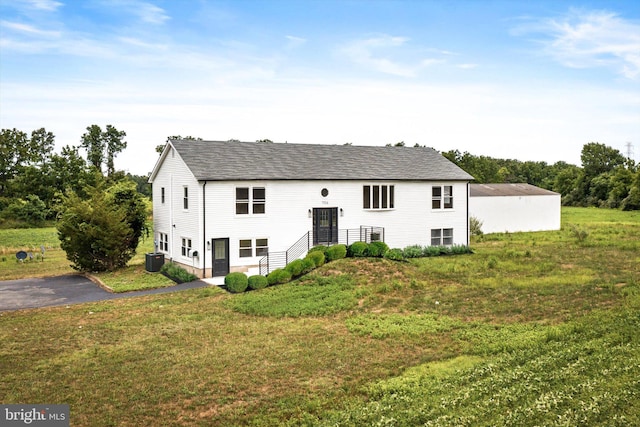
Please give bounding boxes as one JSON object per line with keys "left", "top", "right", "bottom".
{"left": 368, "top": 241, "right": 389, "bottom": 257}
{"left": 325, "top": 244, "right": 347, "bottom": 262}
{"left": 451, "top": 244, "right": 472, "bottom": 255}
{"left": 348, "top": 241, "right": 368, "bottom": 257}
{"left": 439, "top": 245, "right": 452, "bottom": 255}
{"left": 248, "top": 274, "right": 268, "bottom": 290}
{"left": 284, "top": 259, "right": 304, "bottom": 277}
{"left": 160, "top": 262, "right": 197, "bottom": 283}
{"left": 306, "top": 250, "right": 325, "bottom": 267}
{"left": 267, "top": 268, "right": 292, "bottom": 286}
{"left": 301, "top": 257, "right": 316, "bottom": 274}
{"left": 423, "top": 245, "right": 442, "bottom": 257}
{"left": 308, "top": 245, "right": 328, "bottom": 255}
{"left": 225, "top": 272, "right": 248, "bottom": 293}
{"left": 384, "top": 248, "right": 404, "bottom": 261}
{"left": 403, "top": 245, "right": 423, "bottom": 258}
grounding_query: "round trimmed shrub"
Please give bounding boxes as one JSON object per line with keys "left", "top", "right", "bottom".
{"left": 384, "top": 248, "right": 404, "bottom": 261}
{"left": 325, "top": 244, "right": 347, "bottom": 262}
{"left": 306, "top": 251, "right": 325, "bottom": 268}
{"left": 267, "top": 268, "right": 292, "bottom": 286}
{"left": 348, "top": 241, "right": 368, "bottom": 257}
{"left": 225, "top": 272, "right": 248, "bottom": 293}
{"left": 301, "top": 257, "right": 316, "bottom": 274}
{"left": 284, "top": 259, "right": 304, "bottom": 277}
{"left": 367, "top": 241, "right": 389, "bottom": 257}
{"left": 248, "top": 274, "right": 268, "bottom": 290}
{"left": 308, "top": 245, "right": 328, "bottom": 255}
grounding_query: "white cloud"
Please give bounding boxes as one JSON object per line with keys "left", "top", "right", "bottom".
{"left": 0, "top": 20, "right": 61, "bottom": 38}
{"left": 515, "top": 9, "right": 640, "bottom": 79}
{"left": 135, "top": 2, "right": 170, "bottom": 24}
{"left": 340, "top": 35, "right": 444, "bottom": 77}
{"left": 15, "top": 0, "right": 63, "bottom": 11}
{"left": 285, "top": 35, "right": 307, "bottom": 50}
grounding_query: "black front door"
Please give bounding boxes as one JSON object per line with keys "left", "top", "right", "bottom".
{"left": 313, "top": 208, "right": 338, "bottom": 245}
{"left": 212, "top": 238, "right": 229, "bottom": 277}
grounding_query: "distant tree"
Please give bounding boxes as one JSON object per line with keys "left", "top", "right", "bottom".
{"left": 256, "top": 139, "right": 273, "bottom": 143}
{"left": 581, "top": 142, "right": 626, "bottom": 179}
{"left": 104, "top": 125, "right": 127, "bottom": 176}
{"left": 81, "top": 125, "right": 105, "bottom": 170}
{"left": 57, "top": 179, "right": 148, "bottom": 271}
{"left": 0, "top": 128, "right": 54, "bottom": 197}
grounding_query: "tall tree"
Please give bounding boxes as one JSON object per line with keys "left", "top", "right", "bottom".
{"left": 104, "top": 125, "right": 127, "bottom": 176}
{"left": 81, "top": 125, "right": 105, "bottom": 170}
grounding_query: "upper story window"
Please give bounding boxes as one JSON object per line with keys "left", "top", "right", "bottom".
{"left": 161, "top": 187, "right": 165, "bottom": 204}
{"left": 432, "top": 185, "right": 453, "bottom": 209}
{"left": 363, "top": 185, "right": 394, "bottom": 210}
{"left": 236, "top": 187, "right": 266, "bottom": 215}
{"left": 183, "top": 186, "right": 189, "bottom": 210}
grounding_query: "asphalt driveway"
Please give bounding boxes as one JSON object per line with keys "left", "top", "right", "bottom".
{"left": 0, "top": 274, "right": 211, "bottom": 312}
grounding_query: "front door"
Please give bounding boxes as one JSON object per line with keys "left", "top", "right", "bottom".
{"left": 212, "top": 238, "right": 229, "bottom": 277}
{"left": 313, "top": 208, "right": 338, "bottom": 245}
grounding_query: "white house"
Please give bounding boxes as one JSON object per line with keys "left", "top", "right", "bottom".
{"left": 469, "top": 183, "right": 561, "bottom": 234}
{"left": 148, "top": 140, "right": 474, "bottom": 278}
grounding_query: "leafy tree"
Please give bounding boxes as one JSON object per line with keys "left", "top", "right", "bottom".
{"left": 81, "top": 125, "right": 105, "bottom": 170}
{"left": 104, "top": 125, "right": 127, "bottom": 176}
{"left": 0, "top": 128, "right": 54, "bottom": 197}
{"left": 80, "top": 124, "right": 127, "bottom": 175}
{"left": 621, "top": 170, "right": 640, "bottom": 211}
{"left": 57, "top": 179, "right": 148, "bottom": 271}
{"left": 580, "top": 142, "right": 626, "bottom": 179}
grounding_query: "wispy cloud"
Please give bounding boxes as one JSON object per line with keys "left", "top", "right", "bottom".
{"left": 285, "top": 35, "right": 306, "bottom": 50}
{"left": 340, "top": 34, "right": 443, "bottom": 77}
{"left": 0, "top": 20, "right": 61, "bottom": 38}
{"left": 515, "top": 9, "right": 640, "bottom": 79}
{"left": 15, "top": 0, "right": 63, "bottom": 11}
{"left": 99, "top": 1, "right": 170, "bottom": 25}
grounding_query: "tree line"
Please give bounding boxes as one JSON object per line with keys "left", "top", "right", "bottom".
{"left": 441, "top": 142, "right": 639, "bottom": 210}
{"left": 0, "top": 126, "right": 150, "bottom": 227}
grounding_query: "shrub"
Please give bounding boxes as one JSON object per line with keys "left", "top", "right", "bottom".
{"left": 348, "top": 241, "right": 368, "bottom": 257}
{"left": 225, "top": 272, "right": 248, "bottom": 293}
{"left": 267, "top": 268, "right": 292, "bottom": 286}
{"left": 160, "top": 262, "right": 197, "bottom": 283}
{"left": 568, "top": 223, "right": 589, "bottom": 242}
{"left": 368, "top": 241, "right": 389, "bottom": 257}
{"left": 284, "top": 259, "right": 304, "bottom": 277}
{"left": 423, "top": 245, "right": 442, "bottom": 257}
{"left": 438, "top": 245, "right": 452, "bottom": 255}
{"left": 403, "top": 245, "right": 423, "bottom": 258}
{"left": 384, "top": 248, "right": 404, "bottom": 261}
{"left": 325, "top": 244, "right": 347, "bottom": 262}
{"left": 306, "top": 251, "right": 325, "bottom": 268}
{"left": 470, "top": 216, "right": 484, "bottom": 236}
{"left": 301, "top": 257, "right": 316, "bottom": 274}
{"left": 248, "top": 274, "right": 268, "bottom": 290}
{"left": 308, "top": 245, "right": 328, "bottom": 255}
{"left": 451, "top": 244, "right": 472, "bottom": 255}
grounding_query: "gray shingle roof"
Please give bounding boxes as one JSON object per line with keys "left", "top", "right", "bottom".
{"left": 470, "top": 183, "right": 560, "bottom": 197}
{"left": 167, "top": 139, "right": 474, "bottom": 181}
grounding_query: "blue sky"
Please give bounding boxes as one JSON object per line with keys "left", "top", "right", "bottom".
{"left": 1, "top": 0, "right": 639, "bottom": 175}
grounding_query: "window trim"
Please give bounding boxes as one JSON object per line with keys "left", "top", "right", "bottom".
{"left": 363, "top": 184, "right": 395, "bottom": 210}
{"left": 181, "top": 237, "right": 192, "bottom": 257}
{"left": 430, "top": 228, "right": 454, "bottom": 246}
{"left": 432, "top": 185, "right": 453, "bottom": 210}
{"left": 236, "top": 186, "right": 266, "bottom": 215}
{"left": 159, "top": 232, "right": 168, "bottom": 252}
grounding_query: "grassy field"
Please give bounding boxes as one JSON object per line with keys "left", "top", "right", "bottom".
{"left": 0, "top": 227, "right": 175, "bottom": 291}
{"left": 0, "top": 207, "right": 638, "bottom": 426}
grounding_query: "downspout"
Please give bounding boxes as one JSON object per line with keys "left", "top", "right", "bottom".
{"left": 466, "top": 182, "right": 470, "bottom": 247}
{"left": 202, "top": 181, "right": 207, "bottom": 278}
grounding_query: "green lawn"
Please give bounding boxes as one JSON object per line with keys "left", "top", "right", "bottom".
{"left": 0, "top": 207, "right": 638, "bottom": 426}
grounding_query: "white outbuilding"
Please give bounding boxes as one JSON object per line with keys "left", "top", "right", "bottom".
{"left": 469, "top": 183, "right": 561, "bottom": 234}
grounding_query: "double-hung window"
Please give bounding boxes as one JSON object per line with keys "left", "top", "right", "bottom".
{"left": 159, "top": 233, "right": 168, "bottom": 252}
{"left": 181, "top": 237, "right": 192, "bottom": 257}
{"left": 183, "top": 186, "right": 189, "bottom": 210}
{"left": 432, "top": 185, "right": 453, "bottom": 209}
{"left": 236, "top": 187, "right": 266, "bottom": 214}
{"left": 363, "top": 185, "right": 394, "bottom": 210}
{"left": 431, "top": 228, "right": 453, "bottom": 246}
{"left": 239, "top": 238, "right": 269, "bottom": 257}
{"left": 161, "top": 187, "right": 165, "bottom": 204}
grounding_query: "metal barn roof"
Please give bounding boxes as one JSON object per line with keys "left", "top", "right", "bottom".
{"left": 470, "top": 183, "right": 560, "bottom": 197}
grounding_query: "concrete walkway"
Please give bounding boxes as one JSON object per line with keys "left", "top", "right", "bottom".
{"left": 0, "top": 274, "right": 214, "bottom": 312}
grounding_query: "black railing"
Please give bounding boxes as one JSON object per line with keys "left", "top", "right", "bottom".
{"left": 259, "top": 226, "right": 384, "bottom": 275}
